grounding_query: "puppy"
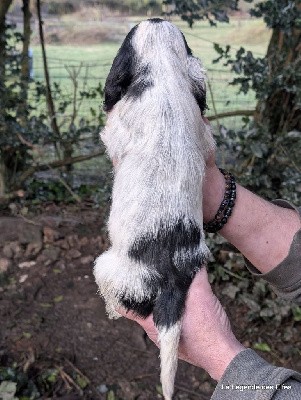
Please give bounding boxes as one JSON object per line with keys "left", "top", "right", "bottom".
{"left": 94, "top": 18, "right": 215, "bottom": 400}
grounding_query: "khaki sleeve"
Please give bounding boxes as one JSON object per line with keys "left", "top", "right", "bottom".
{"left": 211, "top": 349, "right": 301, "bottom": 400}
{"left": 245, "top": 200, "right": 301, "bottom": 304}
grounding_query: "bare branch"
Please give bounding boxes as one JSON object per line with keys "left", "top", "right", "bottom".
{"left": 207, "top": 109, "right": 255, "bottom": 121}
{"left": 65, "top": 64, "right": 82, "bottom": 128}
{"left": 207, "top": 79, "right": 220, "bottom": 129}
{"left": 16, "top": 149, "right": 106, "bottom": 186}
{"left": 36, "top": 0, "right": 61, "bottom": 142}
{"left": 0, "top": 189, "right": 25, "bottom": 203}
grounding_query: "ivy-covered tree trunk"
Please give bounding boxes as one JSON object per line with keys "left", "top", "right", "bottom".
{"left": 255, "top": 25, "right": 301, "bottom": 135}
{"left": 248, "top": 1, "right": 301, "bottom": 197}
{"left": 0, "top": 0, "right": 13, "bottom": 196}
{"left": 0, "top": 0, "right": 12, "bottom": 81}
{"left": 17, "top": 0, "right": 31, "bottom": 124}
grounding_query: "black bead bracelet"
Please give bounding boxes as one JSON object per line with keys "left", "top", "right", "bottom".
{"left": 203, "top": 168, "right": 236, "bottom": 233}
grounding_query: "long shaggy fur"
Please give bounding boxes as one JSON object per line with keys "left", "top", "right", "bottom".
{"left": 94, "top": 18, "right": 215, "bottom": 400}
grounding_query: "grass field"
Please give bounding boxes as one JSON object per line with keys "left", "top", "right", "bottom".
{"left": 28, "top": 16, "right": 270, "bottom": 126}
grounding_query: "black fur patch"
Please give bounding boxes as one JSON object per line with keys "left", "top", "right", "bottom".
{"left": 193, "top": 87, "right": 207, "bottom": 115}
{"left": 127, "top": 218, "right": 206, "bottom": 327}
{"left": 103, "top": 25, "right": 138, "bottom": 112}
{"left": 126, "top": 64, "right": 153, "bottom": 101}
{"left": 180, "top": 32, "right": 207, "bottom": 113}
{"left": 181, "top": 33, "right": 193, "bottom": 56}
{"left": 119, "top": 293, "right": 156, "bottom": 318}
{"left": 128, "top": 218, "right": 202, "bottom": 270}
{"left": 104, "top": 25, "right": 153, "bottom": 111}
{"left": 148, "top": 18, "right": 165, "bottom": 24}
{"left": 153, "top": 286, "right": 187, "bottom": 329}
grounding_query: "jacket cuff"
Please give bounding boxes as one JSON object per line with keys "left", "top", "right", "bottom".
{"left": 244, "top": 200, "right": 301, "bottom": 303}
{"left": 211, "top": 348, "right": 301, "bottom": 399}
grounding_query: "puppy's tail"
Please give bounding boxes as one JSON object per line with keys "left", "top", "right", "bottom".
{"left": 158, "top": 322, "right": 182, "bottom": 400}
{"left": 154, "top": 288, "right": 185, "bottom": 400}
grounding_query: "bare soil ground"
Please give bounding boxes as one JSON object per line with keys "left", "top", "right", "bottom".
{"left": 0, "top": 202, "right": 300, "bottom": 399}
{"left": 0, "top": 203, "right": 215, "bottom": 399}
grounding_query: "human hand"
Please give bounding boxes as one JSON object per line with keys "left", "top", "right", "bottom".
{"left": 120, "top": 268, "right": 245, "bottom": 381}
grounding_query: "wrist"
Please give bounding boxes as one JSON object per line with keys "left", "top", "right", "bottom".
{"left": 220, "top": 186, "right": 301, "bottom": 273}
{"left": 206, "top": 339, "right": 245, "bottom": 381}
{"left": 203, "top": 166, "right": 225, "bottom": 223}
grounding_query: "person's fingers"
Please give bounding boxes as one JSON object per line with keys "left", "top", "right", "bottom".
{"left": 118, "top": 307, "right": 137, "bottom": 320}
{"left": 202, "top": 116, "right": 210, "bottom": 125}
{"left": 119, "top": 307, "right": 159, "bottom": 344}
{"left": 187, "top": 267, "right": 212, "bottom": 297}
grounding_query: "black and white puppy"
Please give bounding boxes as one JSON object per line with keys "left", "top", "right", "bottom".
{"left": 94, "top": 18, "right": 215, "bottom": 400}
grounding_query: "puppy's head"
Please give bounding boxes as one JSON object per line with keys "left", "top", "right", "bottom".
{"left": 103, "top": 19, "right": 207, "bottom": 114}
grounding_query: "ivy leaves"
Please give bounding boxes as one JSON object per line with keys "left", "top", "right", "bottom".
{"left": 162, "top": 0, "right": 240, "bottom": 27}
{"left": 250, "top": 1, "right": 300, "bottom": 32}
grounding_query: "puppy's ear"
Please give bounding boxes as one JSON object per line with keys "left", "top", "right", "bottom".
{"left": 181, "top": 32, "right": 193, "bottom": 56}
{"left": 103, "top": 25, "right": 138, "bottom": 112}
{"left": 187, "top": 56, "right": 207, "bottom": 114}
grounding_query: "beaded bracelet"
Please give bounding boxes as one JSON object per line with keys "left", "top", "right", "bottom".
{"left": 203, "top": 168, "right": 236, "bottom": 233}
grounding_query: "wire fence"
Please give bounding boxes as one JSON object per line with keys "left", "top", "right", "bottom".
{"left": 29, "top": 53, "right": 255, "bottom": 132}
{"left": 25, "top": 54, "right": 256, "bottom": 184}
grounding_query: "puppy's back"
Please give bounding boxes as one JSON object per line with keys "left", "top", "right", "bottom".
{"left": 95, "top": 19, "right": 215, "bottom": 400}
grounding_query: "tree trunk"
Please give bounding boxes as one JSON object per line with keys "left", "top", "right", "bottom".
{"left": 63, "top": 142, "right": 74, "bottom": 173}
{"left": 0, "top": 157, "right": 7, "bottom": 196}
{"left": 17, "top": 0, "right": 31, "bottom": 124}
{"left": 252, "top": 6, "right": 301, "bottom": 197}
{"left": 0, "top": 0, "right": 13, "bottom": 72}
{"left": 36, "top": 0, "right": 61, "bottom": 141}
{"left": 0, "top": 0, "right": 13, "bottom": 195}
{"left": 0, "top": 0, "right": 13, "bottom": 110}
{"left": 255, "top": 24, "right": 301, "bottom": 135}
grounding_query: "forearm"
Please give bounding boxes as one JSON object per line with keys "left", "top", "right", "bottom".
{"left": 203, "top": 166, "right": 301, "bottom": 274}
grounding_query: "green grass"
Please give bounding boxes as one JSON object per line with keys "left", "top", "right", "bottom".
{"left": 30, "top": 17, "right": 270, "bottom": 122}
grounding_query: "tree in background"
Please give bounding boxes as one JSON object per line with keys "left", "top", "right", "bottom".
{"left": 18, "top": 0, "right": 31, "bottom": 124}
{"left": 0, "top": 0, "right": 30, "bottom": 196}
{"left": 0, "top": 0, "right": 105, "bottom": 199}
{"left": 0, "top": 0, "right": 13, "bottom": 195}
{"left": 163, "top": 0, "right": 301, "bottom": 201}
{"left": 0, "top": 1, "right": 13, "bottom": 79}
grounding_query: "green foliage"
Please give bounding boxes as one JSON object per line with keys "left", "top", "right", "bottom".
{"left": 107, "top": 390, "right": 117, "bottom": 400}
{"left": 216, "top": 123, "right": 301, "bottom": 202}
{"left": 167, "top": 0, "right": 301, "bottom": 202}
{"left": 100, "top": 0, "right": 162, "bottom": 14}
{"left": 0, "top": 365, "right": 41, "bottom": 400}
{"left": 0, "top": 381, "right": 18, "bottom": 400}
{"left": 0, "top": 24, "right": 106, "bottom": 192}
{"left": 75, "top": 374, "right": 89, "bottom": 389}
{"left": 210, "top": 5, "right": 301, "bottom": 202}
{"left": 250, "top": 0, "right": 300, "bottom": 31}
{"left": 33, "top": 78, "right": 105, "bottom": 153}
{"left": 207, "top": 234, "right": 301, "bottom": 327}
{"left": 0, "top": 24, "right": 47, "bottom": 182}
{"left": 163, "top": 0, "right": 300, "bottom": 30}
{"left": 253, "top": 342, "right": 271, "bottom": 352}
{"left": 25, "top": 178, "right": 111, "bottom": 204}
{"left": 213, "top": 40, "right": 300, "bottom": 109}
{"left": 0, "top": 364, "right": 92, "bottom": 399}
{"left": 292, "top": 306, "right": 301, "bottom": 322}
{"left": 163, "top": 0, "right": 239, "bottom": 26}
{"left": 213, "top": 44, "right": 267, "bottom": 97}
{"left": 47, "top": 1, "right": 76, "bottom": 15}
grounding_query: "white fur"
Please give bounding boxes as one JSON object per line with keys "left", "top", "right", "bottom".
{"left": 159, "top": 321, "right": 182, "bottom": 400}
